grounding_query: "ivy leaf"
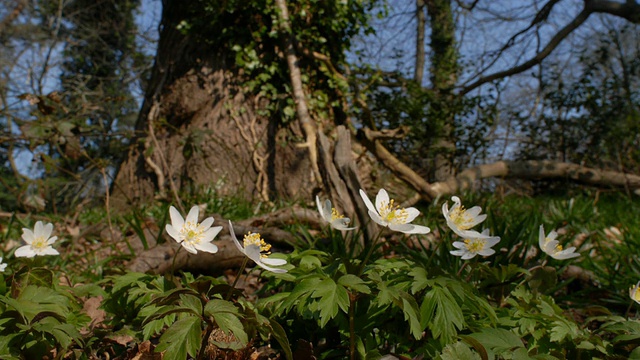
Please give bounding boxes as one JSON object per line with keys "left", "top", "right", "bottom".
{"left": 155, "top": 315, "right": 202, "bottom": 359}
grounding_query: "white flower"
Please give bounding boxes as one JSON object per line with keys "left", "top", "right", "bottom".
{"left": 630, "top": 281, "right": 640, "bottom": 304}
{"left": 316, "top": 196, "right": 356, "bottom": 231}
{"left": 0, "top": 258, "right": 7, "bottom": 272}
{"left": 442, "top": 196, "right": 489, "bottom": 238}
{"left": 450, "top": 229, "right": 500, "bottom": 260}
{"left": 15, "top": 221, "right": 60, "bottom": 258}
{"left": 165, "top": 206, "right": 222, "bottom": 254}
{"left": 358, "top": 188, "right": 430, "bottom": 234}
{"left": 538, "top": 225, "right": 580, "bottom": 260}
{"left": 228, "top": 221, "right": 288, "bottom": 273}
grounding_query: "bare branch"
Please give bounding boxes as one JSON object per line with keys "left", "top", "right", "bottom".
{"left": 275, "top": 0, "right": 322, "bottom": 185}
{"left": 461, "top": 8, "right": 592, "bottom": 94}
{"left": 586, "top": 0, "right": 640, "bottom": 23}
{"left": 415, "top": 0, "right": 426, "bottom": 83}
{"left": 357, "top": 127, "right": 438, "bottom": 201}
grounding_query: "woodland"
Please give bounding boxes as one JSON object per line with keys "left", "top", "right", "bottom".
{"left": 2, "top": 0, "right": 640, "bottom": 359}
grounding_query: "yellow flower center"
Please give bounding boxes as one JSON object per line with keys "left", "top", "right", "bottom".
{"left": 244, "top": 232, "right": 271, "bottom": 258}
{"left": 544, "top": 237, "right": 563, "bottom": 253}
{"left": 331, "top": 208, "right": 345, "bottom": 221}
{"left": 463, "top": 238, "right": 485, "bottom": 253}
{"left": 450, "top": 206, "right": 473, "bottom": 230}
{"left": 633, "top": 287, "right": 640, "bottom": 301}
{"left": 32, "top": 237, "right": 48, "bottom": 250}
{"left": 181, "top": 221, "right": 203, "bottom": 245}
{"left": 378, "top": 199, "right": 408, "bottom": 224}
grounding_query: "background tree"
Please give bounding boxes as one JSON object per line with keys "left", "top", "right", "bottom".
{"left": 0, "top": 0, "right": 148, "bottom": 212}
{"left": 110, "top": 0, "right": 376, "bottom": 208}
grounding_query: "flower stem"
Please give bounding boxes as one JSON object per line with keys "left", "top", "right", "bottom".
{"left": 357, "top": 231, "right": 383, "bottom": 276}
{"left": 226, "top": 257, "right": 249, "bottom": 300}
{"left": 168, "top": 245, "right": 183, "bottom": 285}
{"left": 196, "top": 319, "right": 214, "bottom": 360}
{"left": 349, "top": 293, "right": 356, "bottom": 360}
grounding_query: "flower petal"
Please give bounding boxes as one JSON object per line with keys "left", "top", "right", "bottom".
{"left": 538, "top": 225, "right": 546, "bottom": 249}
{"left": 14, "top": 245, "right": 36, "bottom": 258}
{"left": 367, "top": 210, "right": 386, "bottom": 226}
{"left": 34, "top": 221, "right": 44, "bottom": 237}
{"left": 389, "top": 223, "right": 430, "bottom": 234}
{"left": 359, "top": 189, "right": 377, "bottom": 214}
{"left": 374, "top": 189, "right": 389, "bottom": 215}
{"left": 461, "top": 252, "right": 477, "bottom": 260}
{"left": 40, "top": 247, "right": 60, "bottom": 256}
{"left": 403, "top": 207, "right": 421, "bottom": 223}
{"left": 41, "top": 222, "right": 54, "bottom": 240}
{"left": 243, "top": 244, "right": 264, "bottom": 264}
{"left": 169, "top": 206, "right": 185, "bottom": 229}
{"left": 185, "top": 206, "right": 199, "bottom": 225}
{"left": 46, "top": 236, "right": 58, "bottom": 245}
{"left": 201, "top": 226, "right": 223, "bottom": 243}
{"left": 195, "top": 242, "right": 219, "bottom": 254}
{"left": 261, "top": 257, "right": 287, "bottom": 266}
{"left": 450, "top": 249, "right": 466, "bottom": 257}
{"left": 165, "top": 225, "right": 182, "bottom": 242}
{"left": 315, "top": 196, "right": 325, "bottom": 218}
{"left": 228, "top": 221, "right": 245, "bottom": 254}
{"left": 331, "top": 219, "right": 356, "bottom": 231}
{"left": 198, "top": 217, "right": 214, "bottom": 231}
{"left": 21, "top": 228, "right": 34, "bottom": 244}
{"left": 478, "top": 248, "right": 496, "bottom": 257}
{"left": 181, "top": 242, "right": 198, "bottom": 254}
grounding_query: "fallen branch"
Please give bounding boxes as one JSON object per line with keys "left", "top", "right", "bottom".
{"left": 431, "top": 160, "right": 640, "bottom": 195}
{"left": 126, "top": 208, "right": 320, "bottom": 274}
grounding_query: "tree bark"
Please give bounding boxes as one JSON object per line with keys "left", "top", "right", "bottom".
{"left": 426, "top": 0, "right": 458, "bottom": 181}
{"left": 110, "top": 0, "right": 315, "bottom": 208}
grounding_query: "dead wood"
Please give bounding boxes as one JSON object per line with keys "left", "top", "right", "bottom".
{"left": 430, "top": 160, "right": 640, "bottom": 195}
{"left": 125, "top": 209, "right": 320, "bottom": 274}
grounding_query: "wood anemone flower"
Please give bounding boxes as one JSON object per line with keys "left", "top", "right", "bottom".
{"left": 450, "top": 229, "right": 500, "bottom": 260}
{"left": 359, "top": 188, "right": 430, "bottom": 234}
{"left": 316, "top": 196, "right": 356, "bottom": 231}
{"left": 165, "top": 205, "right": 222, "bottom": 254}
{"left": 15, "top": 221, "right": 59, "bottom": 258}
{"left": 538, "top": 225, "right": 580, "bottom": 260}
{"left": 630, "top": 281, "right": 640, "bottom": 304}
{"left": 228, "top": 221, "right": 288, "bottom": 273}
{"left": 442, "top": 196, "right": 489, "bottom": 239}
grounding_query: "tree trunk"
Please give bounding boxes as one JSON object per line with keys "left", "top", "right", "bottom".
{"left": 110, "top": 0, "right": 315, "bottom": 208}
{"left": 426, "top": 0, "right": 458, "bottom": 181}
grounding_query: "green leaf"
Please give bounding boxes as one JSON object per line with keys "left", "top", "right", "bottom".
{"left": 312, "top": 278, "right": 349, "bottom": 327}
{"left": 420, "top": 286, "right": 464, "bottom": 343}
{"left": 155, "top": 316, "right": 202, "bottom": 359}
{"left": 439, "top": 341, "right": 482, "bottom": 360}
{"left": 338, "top": 274, "right": 371, "bottom": 294}
{"left": 268, "top": 318, "right": 293, "bottom": 360}
{"left": 205, "top": 299, "right": 248, "bottom": 348}
{"left": 409, "top": 267, "right": 430, "bottom": 294}
{"left": 468, "top": 328, "right": 525, "bottom": 355}
{"left": 398, "top": 292, "right": 422, "bottom": 340}
{"left": 281, "top": 276, "right": 322, "bottom": 313}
